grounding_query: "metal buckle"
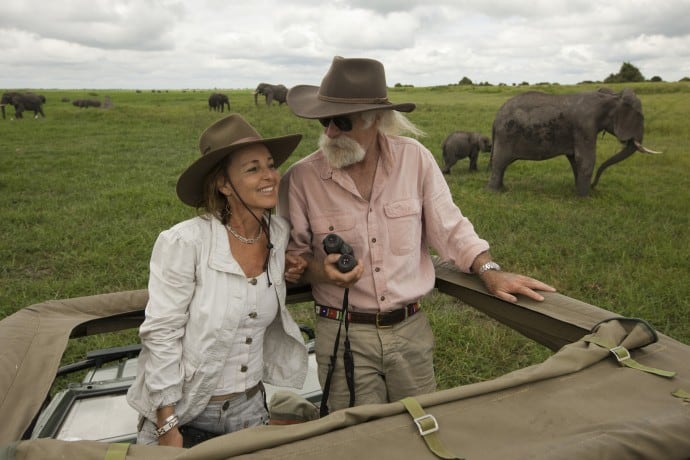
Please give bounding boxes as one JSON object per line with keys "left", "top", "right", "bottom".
{"left": 610, "top": 346, "right": 631, "bottom": 363}
{"left": 414, "top": 414, "right": 439, "bottom": 436}
{"left": 375, "top": 313, "right": 393, "bottom": 329}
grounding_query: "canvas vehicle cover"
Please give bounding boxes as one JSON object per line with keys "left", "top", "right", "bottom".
{"left": 1, "top": 260, "right": 689, "bottom": 459}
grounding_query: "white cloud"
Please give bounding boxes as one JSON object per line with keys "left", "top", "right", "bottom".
{"left": 1, "top": 0, "right": 689, "bottom": 89}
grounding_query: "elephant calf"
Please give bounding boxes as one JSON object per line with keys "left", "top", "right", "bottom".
{"left": 208, "top": 93, "right": 230, "bottom": 112}
{"left": 441, "top": 131, "right": 491, "bottom": 174}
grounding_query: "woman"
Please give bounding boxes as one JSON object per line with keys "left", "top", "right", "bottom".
{"left": 127, "top": 114, "right": 308, "bottom": 447}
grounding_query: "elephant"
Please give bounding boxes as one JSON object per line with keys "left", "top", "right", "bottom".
{"left": 72, "top": 99, "right": 101, "bottom": 108}
{"left": 1, "top": 92, "right": 46, "bottom": 119}
{"left": 254, "top": 83, "right": 288, "bottom": 106}
{"left": 487, "top": 88, "right": 661, "bottom": 196}
{"left": 208, "top": 93, "right": 230, "bottom": 112}
{"left": 441, "top": 131, "right": 492, "bottom": 173}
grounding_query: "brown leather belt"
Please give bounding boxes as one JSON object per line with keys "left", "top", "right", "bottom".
{"left": 315, "top": 302, "right": 420, "bottom": 328}
{"left": 209, "top": 381, "right": 263, "bottom": 402}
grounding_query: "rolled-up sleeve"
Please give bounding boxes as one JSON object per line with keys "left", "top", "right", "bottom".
{"left": 279, "top": 166, "right": 314, "bottom": 258}
{"left": 420, "top": 147, "right": 490, "bottom": 272}
{"left": 138, "top": 229, "right": 197, "bottom": 408}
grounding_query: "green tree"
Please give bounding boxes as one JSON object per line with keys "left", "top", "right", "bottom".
{"left": 459, "top": 76, "right": 473, "bottom": 85}
{"left": 604, "top": 62, "right": 645, "bottom": 83}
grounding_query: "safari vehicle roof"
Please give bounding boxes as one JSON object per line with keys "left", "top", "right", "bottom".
{"left": 1, "top": 258, "right": 689, "bottom": 459}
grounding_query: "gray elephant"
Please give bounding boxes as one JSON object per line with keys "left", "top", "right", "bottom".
{"left": 1, "top": 92, "right": 46, "bottom": 119}
{"left": 488, "top": 88, "right": 660, "bottom": 196}
{"left": 72, "top": 99, "right": 101, "bottom": 108}
{"left": 441, "top": 131, "right": 491, "bottom": 173}
{"left": 208, "top": 93, "right": 230, "bottom": 112}
{"left": 254, "top": 83, "right": 287, "bottom": 106}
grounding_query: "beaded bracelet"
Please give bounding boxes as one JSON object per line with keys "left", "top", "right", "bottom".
{"left": 155, "top": 414, "right": 179, "bottom": 438}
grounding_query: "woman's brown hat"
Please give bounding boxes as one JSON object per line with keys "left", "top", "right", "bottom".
{"left": 176, "top": 113, "right": 301, "bottom": 207}
{"left": 287, "top": 56, "right": 416, "bottom": 119}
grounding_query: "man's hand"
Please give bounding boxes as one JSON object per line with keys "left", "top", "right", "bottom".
{"left": 480, "top": 270, "right": 556, "bottom": 303}
{"left": 322, "top": 253, "right": 364, "bottom": 288}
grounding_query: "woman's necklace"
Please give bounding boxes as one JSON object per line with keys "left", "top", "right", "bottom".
{"left": 226, "top": 223, "right": 263, "bottom": 244}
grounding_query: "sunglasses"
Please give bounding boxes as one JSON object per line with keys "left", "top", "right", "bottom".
{"left": 318, "top": 116, "right": 353, "bottom": 132}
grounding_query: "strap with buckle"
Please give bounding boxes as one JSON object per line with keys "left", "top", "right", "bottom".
{"left": 584, "top": 335, "right": 676, "bottom": 378}
{"left": 400, "top": 397, "right": 464, "bottom": 460}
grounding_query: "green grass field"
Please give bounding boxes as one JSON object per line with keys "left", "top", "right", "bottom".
{"left": 1, "top": 82, "right": 689, "bottom": 389}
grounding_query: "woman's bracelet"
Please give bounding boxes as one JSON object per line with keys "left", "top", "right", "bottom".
{"left": 155, "top": 414, "right": 179, "bottom": 438}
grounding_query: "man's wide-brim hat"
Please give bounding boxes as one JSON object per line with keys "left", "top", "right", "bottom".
{"left": 287, "top": 56, "right": 416, "bottom": 119}
{"left": 176, "top": 113, "right": 301, "bottom": 207}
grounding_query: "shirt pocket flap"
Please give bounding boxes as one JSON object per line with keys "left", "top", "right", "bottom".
{"left": 311, "top": 214, "right": 356, "bottom": 234}
{"left": 384, "top": 199, "right": 421, "bottom": 218}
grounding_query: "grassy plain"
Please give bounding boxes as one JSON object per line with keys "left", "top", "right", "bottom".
{"left": 1, "top": 82, "right": 689, "bottom": 389}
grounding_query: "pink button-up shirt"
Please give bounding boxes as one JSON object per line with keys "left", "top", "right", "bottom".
{"left": 279, "top": 133, "right": 490, "bottom": 313}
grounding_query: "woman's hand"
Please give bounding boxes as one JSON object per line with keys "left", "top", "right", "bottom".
{"left": 157, "top": 426, "right": 183, "bottom": 447}
{"left": 285, "top": 253, "right": 308, "bottom": 284}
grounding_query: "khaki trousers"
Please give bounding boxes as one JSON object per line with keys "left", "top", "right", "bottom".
{"left": 315, "top": 310, "right": 436, "bottom": 412}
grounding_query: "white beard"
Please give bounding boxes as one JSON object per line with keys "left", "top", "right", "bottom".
{"left": 319, "top": 133, "right": 366, "bottom": 169}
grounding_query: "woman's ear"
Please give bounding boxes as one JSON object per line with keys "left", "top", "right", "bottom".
{"left": 217, "top": 176, "right": 233, "bottom": 196}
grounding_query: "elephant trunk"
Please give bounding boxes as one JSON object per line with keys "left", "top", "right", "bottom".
{"left": 254, "top": 92, "right": 259, "bottom": 106}
{"left": 591, "top": 139, "right": 661, "bottom": 188}
{"left": 1, "top": 104, "right": 5, "bottom": 119}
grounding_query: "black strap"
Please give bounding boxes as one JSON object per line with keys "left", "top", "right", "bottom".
{"left": 320, "top": 288, "right": 355, "bottom": 417}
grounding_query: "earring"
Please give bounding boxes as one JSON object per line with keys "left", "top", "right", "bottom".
{"left": 224, "top": 201, "right": 232, "bottom": 220}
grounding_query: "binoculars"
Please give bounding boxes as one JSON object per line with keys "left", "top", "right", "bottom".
{"left": 322, "top": 233, "right": 357, "bottom": 273}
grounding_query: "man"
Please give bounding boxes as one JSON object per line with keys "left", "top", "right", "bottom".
{"left": 279, "top": 56, "right": 555, "bottom": 413}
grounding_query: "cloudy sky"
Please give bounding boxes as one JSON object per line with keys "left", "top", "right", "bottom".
{"left": 1, "top": 0, "right": 689, "bottom": 90}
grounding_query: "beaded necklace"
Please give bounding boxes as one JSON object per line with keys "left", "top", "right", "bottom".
{"left": 226, "top": 223, "right": 263, "bottom": 244}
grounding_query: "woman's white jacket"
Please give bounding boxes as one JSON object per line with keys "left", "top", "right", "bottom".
{"left": 126, "top": 215, "right": 308, "bottom": 424}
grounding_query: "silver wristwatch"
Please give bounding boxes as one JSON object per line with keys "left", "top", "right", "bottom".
{"left": 478, "top": 261, "right": 501, "bottom": 276}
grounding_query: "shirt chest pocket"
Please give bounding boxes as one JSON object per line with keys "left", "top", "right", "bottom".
{"left": 384, "top": 199, "right": 422, "bottom": 255}
{"left": 311, "top": 214, "right": 357, "bottom": 255}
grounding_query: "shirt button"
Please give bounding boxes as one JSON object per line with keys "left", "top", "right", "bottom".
{"left": 249, "top": 312, "right": 257, "bottom": 319}
{"left": 245, "top": 337, "right": 253, "bottom": 344}
{"left": 375, "top": 267, "right": 380, "bottom": 272}
{"left": 240, "top": 365, "right": 248, "bottom": 372}
{"left": 329, "top": 226, "right": 334, "bottom": 231}
{"left": 371, "top": 238, "right": 376, "bottom": 243}
{"left": 380, "top": 296, "right": 385, "bottom": 301}
{"left": 249, "top": 278, "right": 257, "bottom": 285}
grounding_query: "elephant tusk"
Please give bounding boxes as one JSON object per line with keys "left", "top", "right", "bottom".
{"left": 634, "top": 140, "right": 663, "bottom": 154}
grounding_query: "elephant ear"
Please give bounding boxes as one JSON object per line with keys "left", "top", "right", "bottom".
{"left": 614, "top": 89, "right": 644, "bottom": 142}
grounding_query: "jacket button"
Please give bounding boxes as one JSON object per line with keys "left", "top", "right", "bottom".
{"left": 249, "top": 278, "right": 257, "bottom": 285}
{"left": 249, "top": 312, "right": 257, "bottom": 319}
{"left": 240, "top": 365, "right": 248, "bottom": 372}
{"left": 245, "top": 337, "right": 253, "bottom": 344}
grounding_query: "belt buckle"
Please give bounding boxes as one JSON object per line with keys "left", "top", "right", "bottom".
{"left": 375, "top": 312, "right": 393, "bottom": 329}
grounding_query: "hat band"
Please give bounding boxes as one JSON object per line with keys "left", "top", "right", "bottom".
{"left": 318, "top": 93, "right": 390, "bottom": 104}
{"left": 203, "top": 136, "right": 262, "bottom": 155}
{"left": 234, "top": 136, "right": 262, "bottom": 144}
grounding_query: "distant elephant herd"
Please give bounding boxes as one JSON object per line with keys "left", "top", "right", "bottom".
{"left": 442, "top": 88, "right": 660, "bottom": 196}
{"left": 1, "top": 92, "right": 114, "bottom": 119}
{"left": 208, "top": 83, "right": 288, "bottom": 112}
{"left": 2, "top": 85, "right": 661, "bottom": 196}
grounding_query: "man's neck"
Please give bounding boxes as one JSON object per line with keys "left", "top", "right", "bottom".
{"left": 344, "top": 145, "right": 380, "bottom": 201}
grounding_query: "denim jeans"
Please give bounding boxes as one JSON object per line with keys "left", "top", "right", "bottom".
{"left": 136, "top": 386, "right": 268, "bottom": 447}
